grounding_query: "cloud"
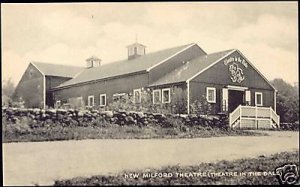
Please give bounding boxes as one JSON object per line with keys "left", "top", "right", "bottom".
{"left": 1, "top": 2, "right": 298, "bottom": 85}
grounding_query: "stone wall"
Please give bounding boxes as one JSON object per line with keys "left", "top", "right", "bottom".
{"left": 2, "top": 107, "right": 229, "bottom": 129}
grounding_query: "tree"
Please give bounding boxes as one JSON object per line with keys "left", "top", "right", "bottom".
{"left": 271, "top": 78, "right": 299, "bottom": 123}
{"left": 2, "top": 78, "right": 16, "bottom": 106}
{"left": 2, "top": 78, "right": 15, "bottom": 98}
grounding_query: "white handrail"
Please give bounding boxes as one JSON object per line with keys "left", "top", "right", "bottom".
{"left": 229, "top": 105, "right": 280, "bottom": 128}
{"left": 229, "top": 105, "right": 242, "bottom": 127}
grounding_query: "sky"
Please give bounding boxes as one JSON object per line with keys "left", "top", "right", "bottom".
{"left": 1, "top": 2, "right": 298, "bottom": 85}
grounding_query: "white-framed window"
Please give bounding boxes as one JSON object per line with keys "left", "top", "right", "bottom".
{"left": 99, "top": 94, "right": 106, "bottom": 106}
{"left": 133, "top": 89, "right": 142, "bottom": 103}
{"left": 255, "top": 92, "right": 263, "bottom": 106}
{"left": 88, "top": 95, "right": 94, "bottom": 107}
{"left": 206, "top": 87, "right": 216, "bottom": 103}
{"left": 113, "top": 93, "right": 126, "bottom": 102}
{"left": 162, "top": 88, "right": 171, "bottom": 103}
{"left": 56, "top": 100, "right": 61, "bottom": 106}
{"left": 77, "top": 97, "right": 83, "bottom": 107}
{"left": 245, "top": 90, "right": 251, "bottom": 105}
{"left": 152, "top": 89, "right": 161, "bottom": 104}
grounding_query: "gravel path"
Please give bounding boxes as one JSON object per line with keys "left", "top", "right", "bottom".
{"left": 3, "top": 131, "right": 299, "bottom": 186}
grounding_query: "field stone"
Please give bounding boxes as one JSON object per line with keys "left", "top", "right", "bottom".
{"left": 77, "top": 111, "right": 84, "bottom": 117}
{"left": 136, "top": 112, "right": 144, "bottom": 118}
{"left": 125, "top": 116, "right": 135, "bottom": 124}
{"left": 33, "top": 108, "right": 40, "bottom": 114}
{"left": 105, "top": 111, "right": 114, "bottom": 118}
{"left": 46, "top": 109, "right": 56, "bottom": 115}
{"left": 180, "top": 114, "right": 188, "bottom": 119}
{"left": 57, "top": 109, "right": 67, "bottom": 114}
{"left": 6, "top": 109, "right": 13, "bottom": 116}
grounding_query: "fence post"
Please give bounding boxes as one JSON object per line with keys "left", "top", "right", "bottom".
{"left": 269, "top": 107, "right": 272, "bottom": 128}
{"left": 239, "top": 106, "right": 242, "bottom": 129}
{"left": 255, "top": 106, "right": 258, "bottom": 129}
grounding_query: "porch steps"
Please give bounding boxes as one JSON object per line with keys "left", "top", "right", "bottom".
{"left": 229, "top": 105, "right": 280, "bottom": 129}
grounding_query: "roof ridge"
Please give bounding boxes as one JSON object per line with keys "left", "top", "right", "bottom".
{"left": 84, "top": 43, "right": 196, "bottom": 69}
{"left": 205, "top": 48, "right": 236, "bottom": 56}
{"left": 31, "top": 61, "right": 84, "bottom": 68}
{"left": 54, "top": 43, "right": 198, "bottom": 89}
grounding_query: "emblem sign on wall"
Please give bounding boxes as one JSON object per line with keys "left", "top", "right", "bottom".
{"left": 223, "top": 56, "right": 248, "bottom": 83}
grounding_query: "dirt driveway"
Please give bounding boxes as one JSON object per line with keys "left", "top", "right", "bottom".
{"left": 3, "top": 131, "right": 299, "bottom": 185}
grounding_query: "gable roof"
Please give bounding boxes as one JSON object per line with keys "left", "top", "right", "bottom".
{"left": 31, "top": 62, "right": 84, "bottom": 78}
{"left": 149, "top": 49, "right": 235, "bottom": 87}
{"left": 55, "top": 43, "right": 198, "bottom": 89}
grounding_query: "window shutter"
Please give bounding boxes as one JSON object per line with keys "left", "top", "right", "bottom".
{"left": 222, "top": 88, "right": 228, "bottom": 112}
{"left": 245, "top": 90, "right": 251, "bottom": 105}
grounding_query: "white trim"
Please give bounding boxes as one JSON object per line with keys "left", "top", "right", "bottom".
{"left": 162, "top": 88, "right": 171, "bottom": 103}
{"left": 133, "top": 89, "right": 142, "bottom": 103}
{"left": 99, "top": 94, "right": 106, "bottom": 106}
{"left": 245, "top": 90, "right": 251, "bottom": 105}
{"left": 206, "top": 87, "right": 216, "bottom": 103}
{"left": 113, "top": 93, "right": 126, "bottom": 97}
{"left": 112, "top": 93, "right": 126, "bottom": 101}
{"left": 77, "top": 97, "right": 83, "bottom": 107}
{"left": 222, "top": 88, "right": 229, "bottom": 112}
{"left": 146, "top": 43, "right": 196, "bottom": 72}
{"left": 56, "top": 100, "right": 61, "bottom": 106}
{"left": 88, "top": 95, "right": 95, "bottom": 107}
{"left": 255, "top": 92, "right": 263, "bottom": 106}
{"left": 274, "top": 90, "right": 277, "bottom": 112}
{"left": 235, "top": 50, "right": 277, "bottom": 91}
{"left": 187, "top": 82, "right": 190, "bottom": 114}
{"left": 43, "top": 75, "right": 46, "bottom": 109}
{"left": 186, "top": 49, "right": 236, "bottom": 83}
{"left": 30, "top": 62, "right": 45, "bottom": 76}
{"left": 152, "top": 89, "right": 161, "bottom": 104}
{"left": 227, "top": 85, "right": 248, "bottom": 91}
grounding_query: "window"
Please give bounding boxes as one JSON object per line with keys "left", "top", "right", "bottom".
{"left": 206, "top": 87, "right": 216, "bottom": 103}
{"left": 245, "top": 90, "right": 251, "bottom": 105}
{"left": 113, "top": 93, "right": 126, "bottom": 102}
{"left": 88, "top": 95, "right": 94, "bottom": 106}
{"left": 76, "top": 97, "right": 84, "bottom": 107}
{"left": 56, "top": 100, "right": 61, "bottom": 107}
{"left": 100, "top": 94, "right": 106, "bottom": 106}
{"left": 133, "top": 89, "right": 142, "bottom": 103}
{"left": 152, "top": 89, "right": 161, "bottom": 104}
{"left": 162, "top": 88, "right": 171, "bottom": 103}
{"left": 222, "top": 88, "right": 228, "bottom": 111}
{"left": 255, "top": 92, "right": 263, "bottom": 106}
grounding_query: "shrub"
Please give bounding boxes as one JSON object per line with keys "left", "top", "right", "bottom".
{"left": 190, "top": 95, "right": 214, "bottom": 115}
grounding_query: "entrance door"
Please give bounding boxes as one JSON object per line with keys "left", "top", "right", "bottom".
{"left": 228, "top": 90, "right": 244, "bottom": 112}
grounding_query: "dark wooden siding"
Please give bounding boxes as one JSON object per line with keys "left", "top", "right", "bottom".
{"left": 53, "top": 72, "right": 149, "bottom": 106}
{"left": 189, "top": 82, "right": 222, "bottom": 114}
{"left": 46, "top": 76, "right": 72, "bottom": 107}
{"left": 189, "top": 82, "right": 275, "bottom": 114}
{"left": 149, "top": 45, "right": 206, "bottom": 83}
{"left": 189, "top": 51, "right": 275, "bottom": 114}
{"left": 191, "top": 51, "right": 274, "bottom": 90}
{"left": 13, "top": 63, "right": 44, "bottom": 108}
{"left": 148, "top": 83, "right": 188, "bottom": 114}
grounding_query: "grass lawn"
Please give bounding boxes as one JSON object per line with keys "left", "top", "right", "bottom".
{"left": 3, "top": 117, "right": 266, "bottom": 143}
{"left": 54, "top": 151, "right": 299, "bottom": 185}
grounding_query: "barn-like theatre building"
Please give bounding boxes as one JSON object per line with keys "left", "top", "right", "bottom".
{"left": 14, "top": 42, "right": 280, "bottom": 128}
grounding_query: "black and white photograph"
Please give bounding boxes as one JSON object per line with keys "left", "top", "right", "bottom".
{"left": 1, "top": 2, "right": 299, "bottom": 185}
